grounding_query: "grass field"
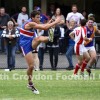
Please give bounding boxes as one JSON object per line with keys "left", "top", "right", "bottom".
{"left": 0, "top": 69, "right": 100, "bottom": 100}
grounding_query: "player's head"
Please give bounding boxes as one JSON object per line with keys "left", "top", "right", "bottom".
{"left": 31, "top": 10, "right": 40, "bottom": 23}
{"left": 87, "top": 17, "right": 95, "bottom": 27}
{"left": 80, "top": 19, "right": 87, "bottom": 26}
{"left": 72, "top": 4, "right": 78, "bottom": 13}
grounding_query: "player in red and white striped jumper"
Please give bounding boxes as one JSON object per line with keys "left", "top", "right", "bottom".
{"left": 69, "top": 19, "right": 92, "bottom": 76}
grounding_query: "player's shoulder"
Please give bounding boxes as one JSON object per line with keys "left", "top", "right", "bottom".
{"left": 25, "top": 19, "right": 36, "bottom": 25}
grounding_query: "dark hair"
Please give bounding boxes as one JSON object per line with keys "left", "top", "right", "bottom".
{"left": 72, "top": 4, "right": 77, "bottom": 8}
{"left": 55, "top": 8, "right": 62, "bottom": 15}
{"left": 21, "top": 6, "right": 26, "bottom": 9}
{"left": 88, "top": 17, "right": 95, "bottom": 22}
{"left": 0, "top": 7, "right": 5, "bottom": 10}
{"left": 80, "top": 19, "right": 87, "bottom": 26}
{"left": 31, "top": 10, "right": 40, "bottom": 18}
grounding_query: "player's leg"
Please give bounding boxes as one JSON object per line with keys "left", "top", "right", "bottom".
{"left": 74, "top": 55, "right": 83, "bottom": 75}
{"left": 25, "top": 52, "right": 39, "bottom": 94}
{"left": 33, "top": 52, "right": 39, "bottom": 71}
{"left": 74, "top": 44, "right": 83, "bottom": 75}
{"left": 81, "top": 51, "right": 90, "bottom": 73}
{"left": 25, "top": 52, "right": 34, "bottom": 83}
{"left": 32, "top": 30, "right": 54, "bottom": 49}
{"left": 86, "top": 49, "right": 96, "bottom": 76}
{"left": 32, "top": 36, "right": 49, "bottom": 49}
{"left": 88, "top": 50, "right": 96, "bottom": 67}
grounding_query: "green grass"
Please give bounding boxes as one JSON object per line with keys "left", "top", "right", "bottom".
{"left": 0, "top": 69, "right": 100, "bottom": 100}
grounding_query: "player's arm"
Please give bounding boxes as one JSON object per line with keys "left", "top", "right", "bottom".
{"left": 83, "top": 36, "right": 92, "bottom": 41}
{"left": 25, "top": 17, "right": 61, "bottom": 30}
{"left": 96, "top": 28, "right": 100, "bottom": 34}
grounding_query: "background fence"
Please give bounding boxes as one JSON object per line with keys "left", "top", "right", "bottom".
{"left": 0, "top": 24, "right": 100, "bottom": 69}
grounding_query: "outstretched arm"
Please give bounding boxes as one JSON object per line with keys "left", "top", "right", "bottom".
{"left": 25, "top": 17, "right": 61, "bottom": 30}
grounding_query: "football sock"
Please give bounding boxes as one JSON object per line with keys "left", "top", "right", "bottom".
{"left": 81, "top": 60, "right": 88, "bottom": 72}
{"left": 74, "top": 64, "right": 80, "bottom": 74}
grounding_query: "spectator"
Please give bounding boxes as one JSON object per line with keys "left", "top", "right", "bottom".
{"left": 66, "top": 4, "right": 84, "bottom": 29}
{"left": 0, "top": 7, "right": 10, "bottom": 52}
{"left": 52, "top": 7, "right": 65, "bottom": 27}
{"left": 81, "top": 10, "right": 87, "bottom": 19}
{"left": 11, "top": 13, "right": 19, "bottom": 26}
{"left": 37, "top": 29, "right": 46, "bottom": 71}
{"left": 1, "top": 21, "right": 20, "bottom": 71}
{"left": 47, "top": 24, "right": 61, "bottom": 70}
{"left": 17, "top": 6, "right": 28, "bottom": 28}
{"left": 35, "top": 7, "right": 48, "bottom": 23}
{"left": 47, "top": 4, "right": 55, "bottom": 19}
{"left": 17, "top": 7, "right": 28, "bottom": 53}
{"left": 52, "top": 8, "right": 65, "bottom": 54}
{"left": 65, "top": 19, "right": 76, "bottom": 70}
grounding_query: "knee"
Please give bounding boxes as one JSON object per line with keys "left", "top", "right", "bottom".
{"left": 86, "top": 56, "right": 90, "bottom": 62}
{"left": 91, "top": 56, "right": 96, "bottom": 62}
{"left": 33, "top": 37, "right": 40, "bottom": 42}
{"left": 28, "top": 64, "right": 34, "bottom": 70}
{"left": 78, "top": 61, "right": 82, "bottom": 66}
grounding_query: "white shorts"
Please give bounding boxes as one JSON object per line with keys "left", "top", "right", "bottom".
{"left": 85, "top": 46, "right": 95, "bottom": 52}
{"left": 74, "top": 44, "right": 87, "bottom": 55}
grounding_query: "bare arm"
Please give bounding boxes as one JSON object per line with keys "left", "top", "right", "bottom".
{"left": 69, "top": 32, "right": 75, "bottom": 40}
{"left": 25, "top": 17, "right": 61, "bottom": 30}
{"left": 47, "top": 19, "right": 53, "bottom": 24}
{"left": 96, "top": 29, "right": 100, "bottom": 34}
{"left": 83, "top": 37, "right": 92, "bottom": 41}
{"left": 11, "top": 18, "right": 18, "bottom": 26}
{"left": 58, "top": 20, "right": 65, "bottom": 25}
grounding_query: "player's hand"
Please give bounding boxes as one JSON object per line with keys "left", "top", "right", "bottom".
{"left": 89, "top": 38, "right": 92, "bottom": 41}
